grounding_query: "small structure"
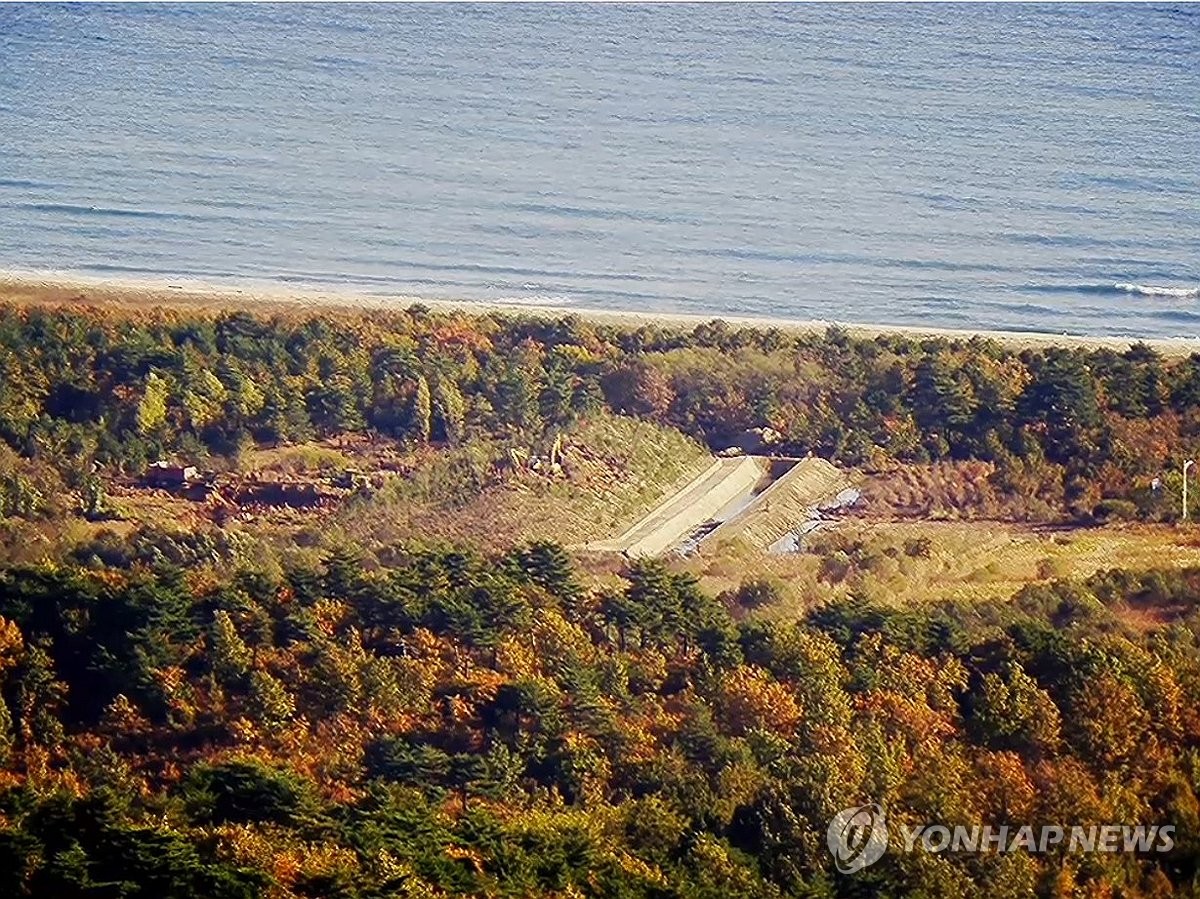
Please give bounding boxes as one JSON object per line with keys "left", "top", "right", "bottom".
{"left": 143, "top": 461, "right": 199, "bottom": 489}
{"left": 720, "top": 427, "right": 783, "bottom": 457}
{"left": 331, "top": 469, "right": 374, "bottom": 491}
{"left": 236, "top": 481, "right": 324, "bottom": 508}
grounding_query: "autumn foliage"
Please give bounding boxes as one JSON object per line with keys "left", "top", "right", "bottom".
{"left": 0, "top": 545, "right": 1197, "bottom": 896}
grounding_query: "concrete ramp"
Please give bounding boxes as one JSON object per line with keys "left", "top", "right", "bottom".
{"left": 587, "top": 456, "right": 768, "bottom": 557}
{"left": 702, "top": 457, "right": 850, "bottom": 550}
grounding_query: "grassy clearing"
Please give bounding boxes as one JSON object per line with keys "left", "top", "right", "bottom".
{"left": 682, "top": 519, "right": 1200, "bottom": 621}
{"left": 843, "top": 520, "right": 1200, "bottom": 606}
{"left": 328, "top": 412, "right": 711, "bottom": 553}
{"left": 237, "top": 443, "right": 360, "bottom": 475}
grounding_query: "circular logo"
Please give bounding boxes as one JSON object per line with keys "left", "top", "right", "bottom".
{"left": 827, "top": 802, "right": 888, "bottom": 873}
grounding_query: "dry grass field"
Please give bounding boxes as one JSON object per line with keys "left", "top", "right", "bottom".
{"left": 682, "top": 518, "right": 1200, "bottom": 620}
{"left": 326, "top": 413, "right": 712, "bottom": 552}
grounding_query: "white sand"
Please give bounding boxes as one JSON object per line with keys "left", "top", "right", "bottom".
{"left": 2, "top": 269, "right": 1198, "bottom": 355}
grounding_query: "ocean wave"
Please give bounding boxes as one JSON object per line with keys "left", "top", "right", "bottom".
{"left": 1031, "top": 282, "right": 1200, "bottom": 300}
{"left": 1113, "top": 282, "right": 1200, "bottom": 299}
{"left": 485, "top": 294, "right": 576, "bottom": 308}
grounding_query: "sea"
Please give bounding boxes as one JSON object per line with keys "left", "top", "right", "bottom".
{"left": 2, "top": 3, "right": 1199, "bottom": 338}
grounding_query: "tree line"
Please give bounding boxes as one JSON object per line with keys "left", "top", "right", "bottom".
{"left": 2, "top": 303, "right": 1199, "bottom": 521}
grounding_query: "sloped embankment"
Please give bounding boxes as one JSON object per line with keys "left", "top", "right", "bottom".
{"left": 587, "top": 456, "right": 768, "bottom": 557}
{"left": 703, "top": 457, "right": 850, "bottom": 550}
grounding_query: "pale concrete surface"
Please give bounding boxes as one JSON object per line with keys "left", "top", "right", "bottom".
{"left": 587, "top": 456, "right": 768, "bottom": 557}
{"left": 702, "top": 457, "right": 850, "bottom": 549}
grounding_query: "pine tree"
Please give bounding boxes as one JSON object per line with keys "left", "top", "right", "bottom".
{"left": 182, "top": 367, "right": 228, "bottom": 430}
{"left": 626, "top": 559, "right": 681, "bottom": 648}
{"left": 519, "top": 541, "right": 581, "bottom": 608}
{"left": 211, "top": 611, "right": 251, "bottom": 684}
{"left": 136, "top": 371, "right": 170, "bottom": 436}
{"left": 1018, "top": 349, "right": 1100, "bottom": 464}
{"left": 412, "top": 374, "right": 432, "bottom": 444}
{"left": 430, "top": 372, "right": 466, "bottom": 445}
{"left": 15, "top": 640, "right": 66, "bottom": 749}
{"left": 911, "top": 355, "right": 976, "bottom": 458}
{"left": 80, "top": 474, "right": 108, "bottom": 520}
{"left": 248, "top": 669, "right": 295, "bottom": 730}
{"left": 447, "top": 752, "right": 487, "bottom": 812}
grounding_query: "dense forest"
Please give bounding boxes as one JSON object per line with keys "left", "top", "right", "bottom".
{"left": 1, "top": 544, "right": 1199, "bottom": 897}
{"left": 3, "top": 302, "right": 1200, "bottom": 897}
{"left": 0, "top": 302, "right": 1197, "bottom": 522}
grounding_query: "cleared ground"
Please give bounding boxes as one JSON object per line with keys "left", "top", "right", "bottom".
{"left": 682, "top": 517, "right": 1200, "bottom": 622}
{"left": 25, "top": 414, "right": 713, "bottom": 563}
{"left": 841, "top": 519, "right": 1200, "bottom": 606}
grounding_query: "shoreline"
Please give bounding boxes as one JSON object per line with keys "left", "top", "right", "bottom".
{"left": 2, "top": 269, "right": 1199, "bottom": 355}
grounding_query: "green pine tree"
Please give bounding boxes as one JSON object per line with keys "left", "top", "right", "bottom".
{"left": 248, "top": 669, "right": 295, "bottom": 730}
{"left": 412, "top": 374, "right": 432, "bottom": 444}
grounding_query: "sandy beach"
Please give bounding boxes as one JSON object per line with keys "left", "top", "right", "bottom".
{"left": 3, "top": 270, "right": 1199, "bottom": 355}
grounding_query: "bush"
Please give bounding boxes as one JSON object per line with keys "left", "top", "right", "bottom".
{"left": 1091, "top": 498, "right": 1139, "bottom": 523}
{"left": 727, "top": 578, "right": 781, "bottom": 610}
{"left": 180, "top": 759, "right": 319, "bottom": 826}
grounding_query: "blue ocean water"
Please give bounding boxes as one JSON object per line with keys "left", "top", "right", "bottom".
{"left": 1, "top": 3, "right": 1199, "bottom": 337}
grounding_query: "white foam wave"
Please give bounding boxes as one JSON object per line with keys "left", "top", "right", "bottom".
{"left": 1114, "top": 282, "right": 1200, "bottom": 299}
{"left": 488, "top": 293, "right": 576, "bottom": 308}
